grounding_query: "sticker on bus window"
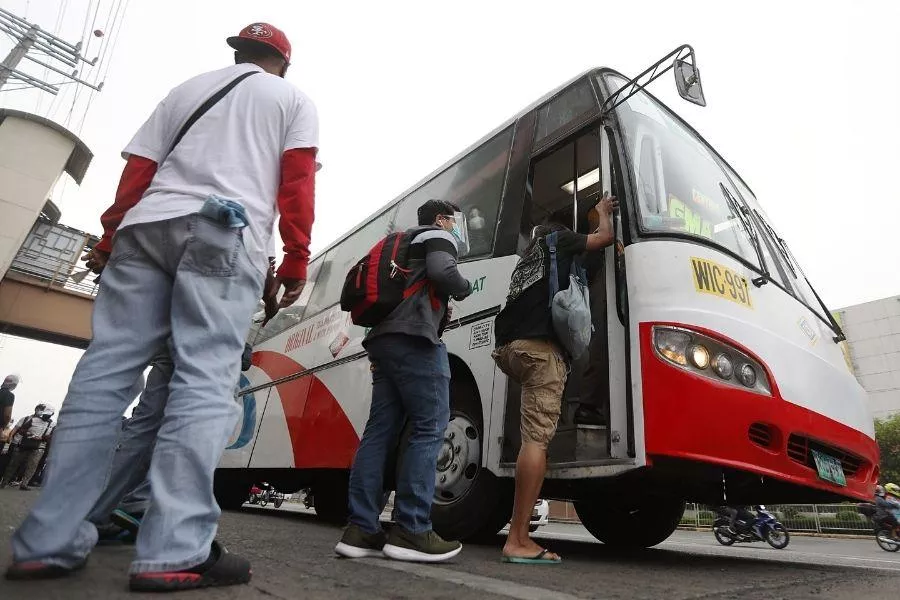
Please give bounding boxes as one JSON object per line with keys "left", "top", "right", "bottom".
{"left": 690, "top": 257, "right": 753, "bottom": 308}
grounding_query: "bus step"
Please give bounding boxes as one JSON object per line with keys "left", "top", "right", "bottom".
{"left": 548, "top": 425, "right": 609, "bottom": 463}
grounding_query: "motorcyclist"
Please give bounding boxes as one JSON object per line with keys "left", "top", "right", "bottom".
{"left": 876, "top": 483, "right": 900, "bottom": 537}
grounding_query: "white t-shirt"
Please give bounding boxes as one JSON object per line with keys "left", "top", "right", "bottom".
{"left": 119, "top": 63, "right": 319, "bottom": 274}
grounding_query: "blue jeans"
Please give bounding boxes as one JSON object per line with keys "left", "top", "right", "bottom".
{"left": 11, "top": 214, "right": 261, "bottom": 573}
{"left": 88, "top": 350, "right": 174, "bottom": 524}
{"left": 347, "top": 334, "right": 450, "bottom": 534}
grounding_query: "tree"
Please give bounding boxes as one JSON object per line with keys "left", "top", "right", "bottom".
{"left": 875, "top": 414, "right": 900, "bottom": 485}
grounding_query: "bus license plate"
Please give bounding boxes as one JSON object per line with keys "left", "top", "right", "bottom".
{"left": 690, "top": 257, "right": 753, "bottom": 308}
{"left": 811, "top": 450, "right": 846, "bottom": 487}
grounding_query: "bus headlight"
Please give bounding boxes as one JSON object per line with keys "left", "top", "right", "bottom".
{"left": 652, "top": 326, "right": 772, "bottom": 396}
{"left": 689, "top": 345, "right": 710, "bottom": 369}
{"left": 655, "top": 329, "right": 690, "bottom": 366}
{"left": 738, "top": 363, "right": 757, "bottom": 388}
{"left": 712, "top": 353, "right": 734, "bottom": 379}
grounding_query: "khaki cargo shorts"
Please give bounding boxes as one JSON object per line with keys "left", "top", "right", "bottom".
{"left": 492, "top": 338, "right": 568, "bottom": 448}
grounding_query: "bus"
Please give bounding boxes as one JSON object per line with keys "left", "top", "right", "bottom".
{"left": 214, "top": 45, "right": 878, "bottom": 548}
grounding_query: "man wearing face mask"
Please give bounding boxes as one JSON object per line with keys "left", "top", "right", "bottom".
{"left": 336, "top": 199, "right": 472, "bottom": 563}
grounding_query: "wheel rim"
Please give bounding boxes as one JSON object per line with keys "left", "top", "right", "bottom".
{"left": 876, "top": 531, "right": 900, "bottom": 551}
{"left": 767, "top": 528, "right": 787, "bottom": 547}
{"left": 433, "top": 413, "right": 481, "bottom": 506}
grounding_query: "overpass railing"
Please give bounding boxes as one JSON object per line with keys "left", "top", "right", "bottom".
{"left": 7, "top": 219, "right": 100, "bottom": 297}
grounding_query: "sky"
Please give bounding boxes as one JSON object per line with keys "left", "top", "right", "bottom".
{"left": 1, "top": 0, "right": 899, "bottom": 420}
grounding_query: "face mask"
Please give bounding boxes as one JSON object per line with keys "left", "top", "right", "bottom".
{"left": 443, "top": 211, "right": 470, "bottom": 256}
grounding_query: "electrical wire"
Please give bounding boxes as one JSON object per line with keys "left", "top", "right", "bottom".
{"left": 76, "top": 0, "right": 129, "bottom": 135}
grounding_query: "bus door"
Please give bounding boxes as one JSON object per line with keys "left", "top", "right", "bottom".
{"left": 499, "top": 128, "right": 630, "bottom": 466}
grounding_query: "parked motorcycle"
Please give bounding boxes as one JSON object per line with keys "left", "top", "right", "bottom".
{"left": 247, "top": 482, "right": 284, "bottom": 508}
{"left": 857, "top": 502, "right": 900, "bottom": 552}
{"left": 713, "top": 506, "right": 790, "bottom": 549}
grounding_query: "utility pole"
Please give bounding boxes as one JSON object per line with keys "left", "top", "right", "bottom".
{"left": 0, "top": 6, "right": 104, "bottom": 95}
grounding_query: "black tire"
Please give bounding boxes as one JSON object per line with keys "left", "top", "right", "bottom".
{"left": 765, "top": 524, "right": 790, "bottom": 550}
{"left": 575, "top": 495, "right": 685, "bottom": 549}
{"left": 274, "top": 497, "right": 284, "bottom": 509}
{"left": 876, "top": 529, "right": 900, "bottom": 552}
{"left": 214, "top": 471, "right": 250, "bottom": 511}
{"left": 529, "top": 524, "right": 539, "bottom": 533}
{"left": 713, "top": 527, "right": 736, "bottom": 546}
{"left": 314, "top": 476, "right": 350, "bottom": 525}
{"left": 428, "top": 407, "right": 513, "bottom": 542}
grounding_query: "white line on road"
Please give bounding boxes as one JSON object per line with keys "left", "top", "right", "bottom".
{"left": 537, "top": 529, "right": 900, "bottom": 572}
{"left": 359, "top": 557, "right": 587, "bottom": 600}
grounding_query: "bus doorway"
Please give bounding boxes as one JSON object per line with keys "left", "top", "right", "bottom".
{"left": 500, "top": 129, "right": 622, "bottom": 466}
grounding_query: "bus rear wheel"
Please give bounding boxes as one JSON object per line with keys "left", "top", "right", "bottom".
{"left": 213, "top": 470, "right": 250, "bottom": 511}
{"left": 575, "top": 494, "right": 685, "bottom": 549}
{"left": 429, "top": 409, "right": 513, "bottom": 542}
{"left": 313, "top": 474, "right": 350, "bottom": 525}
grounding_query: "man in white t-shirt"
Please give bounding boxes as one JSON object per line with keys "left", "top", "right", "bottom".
{"left": 8, "top": 23, "right": 318, "bottom": 592}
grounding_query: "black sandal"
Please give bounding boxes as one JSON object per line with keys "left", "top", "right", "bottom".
{"left": 129, "top": 540, "right": 251, "bottom": 592}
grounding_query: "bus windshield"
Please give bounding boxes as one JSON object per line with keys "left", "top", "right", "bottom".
{"left": 604, "top": 75, "right": 762, "bottom": 272}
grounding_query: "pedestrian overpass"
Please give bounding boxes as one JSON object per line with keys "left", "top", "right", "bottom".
{"left": 0, "top": 108, "right": 97, "bottom": 349}
{"left": 0, "top": 219, "right": 99, "bottom": 349}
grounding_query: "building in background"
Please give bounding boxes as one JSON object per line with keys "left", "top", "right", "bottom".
{"left": 834, "top": 295, "right": 900, "bottom": 420}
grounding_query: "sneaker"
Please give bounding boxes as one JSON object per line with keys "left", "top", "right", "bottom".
{"left": 110, "top": 508, "right": 143, "bottom": 536}
{"left": 382, "top": 527, "right": 461, "bottom": 563}
{"left": 334, "top": 524, "right": 386, "bottom": 558}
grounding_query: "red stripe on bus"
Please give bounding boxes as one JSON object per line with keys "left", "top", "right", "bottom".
{"left": 252, "top": 351, "right": 359, "bottom": 468}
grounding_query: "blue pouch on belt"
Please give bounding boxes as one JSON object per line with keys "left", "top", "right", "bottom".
{"left": 199, "top": 195, "right": 249, "bottom": 228}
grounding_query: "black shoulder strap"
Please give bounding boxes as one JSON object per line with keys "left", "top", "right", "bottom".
{"left": 167, "top": 70, "right": 260, "bottom": 157}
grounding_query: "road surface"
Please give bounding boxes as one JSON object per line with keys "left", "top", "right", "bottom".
{"left": 1, "top": 489, "right": 899, "bottom": 599}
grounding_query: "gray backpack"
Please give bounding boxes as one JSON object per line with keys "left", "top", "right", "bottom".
{"left": 546, "top": 232, "right": 592, "bottom": 361}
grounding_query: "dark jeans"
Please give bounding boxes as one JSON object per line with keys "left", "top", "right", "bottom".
{"left": 347, "top": 334, "right": 450, "bottom": 534}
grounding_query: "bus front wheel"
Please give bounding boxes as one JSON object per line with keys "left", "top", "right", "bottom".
{"left": 575, "top": 494, "right": 685, "bottom": 549}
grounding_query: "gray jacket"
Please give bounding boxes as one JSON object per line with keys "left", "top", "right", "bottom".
{"left": 364, "top": 226, "right": 471, "bottom": 346}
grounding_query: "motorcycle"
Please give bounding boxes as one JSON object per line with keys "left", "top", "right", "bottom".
{"left": 713, "top": 506, "right": 790, "bottom": 549}
{"left": 857, "top": 502, "right": 900, "bottom": 552}
{"left": 247, "top": 483, "right": 284, "bottom": 508}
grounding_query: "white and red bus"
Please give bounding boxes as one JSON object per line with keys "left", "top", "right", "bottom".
{"left": 215, "top": 45, "right": 877, "bottom": 548}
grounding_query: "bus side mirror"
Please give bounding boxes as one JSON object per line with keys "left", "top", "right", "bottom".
{"left": 674, "top": 59, "right": 706, "bottom": 107}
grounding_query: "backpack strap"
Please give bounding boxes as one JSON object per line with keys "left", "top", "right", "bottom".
{"left": 546, "top": 232, "right": 559, "bottom": 307}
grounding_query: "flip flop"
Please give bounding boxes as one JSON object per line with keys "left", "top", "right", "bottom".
{"left": 501, "top": 549, "right": 562, "bottom": 564}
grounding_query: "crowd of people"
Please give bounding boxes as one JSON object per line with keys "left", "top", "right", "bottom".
{"left": 0, "top": 19, "right": 621, "bottom": 593}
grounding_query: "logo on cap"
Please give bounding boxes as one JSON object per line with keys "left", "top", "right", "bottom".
{"left": 247, "top": 23, "right": 273, "bottom": 39}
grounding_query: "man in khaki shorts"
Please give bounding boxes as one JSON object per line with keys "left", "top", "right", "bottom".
{"left": 492, "top": 194, "right": 617, "bottom": 564}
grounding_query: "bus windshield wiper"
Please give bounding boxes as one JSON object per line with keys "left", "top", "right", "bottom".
{"left": 753, "top": 210, "right": 797, "bottom": 278}
{"left": 720, "top": 183, "right": 768, "bottom": 287}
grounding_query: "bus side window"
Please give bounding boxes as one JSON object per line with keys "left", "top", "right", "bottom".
{"left": 392, "top": 126, "right": 514, "bottom": 259}
{"left": 251, "top": 258, "right": 323, "bottom": 344}
{"left": 304, "top": 208, "right": 397, "bottom": 318}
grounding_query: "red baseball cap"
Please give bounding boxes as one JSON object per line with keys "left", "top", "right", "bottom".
{"left": 227, "top": 23, "right": 291, "bottom": 64}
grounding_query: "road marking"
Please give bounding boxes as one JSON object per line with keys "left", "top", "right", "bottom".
{"left": 538, "top": 529, "right": 900, "bottom": 572}
{"left": 359, "top": 557, "right": 587, "bottom": 600}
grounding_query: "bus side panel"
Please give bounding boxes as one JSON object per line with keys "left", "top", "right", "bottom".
{"left": 247, "top": 383, "right": 295, "bottom": 469}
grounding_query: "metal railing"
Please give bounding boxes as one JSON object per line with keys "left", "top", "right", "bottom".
{"left": 6, "top": 219, "right": 100, "bottom": 297}
{"left": 680, "top": 503, "right": 873, "bottom": 534}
